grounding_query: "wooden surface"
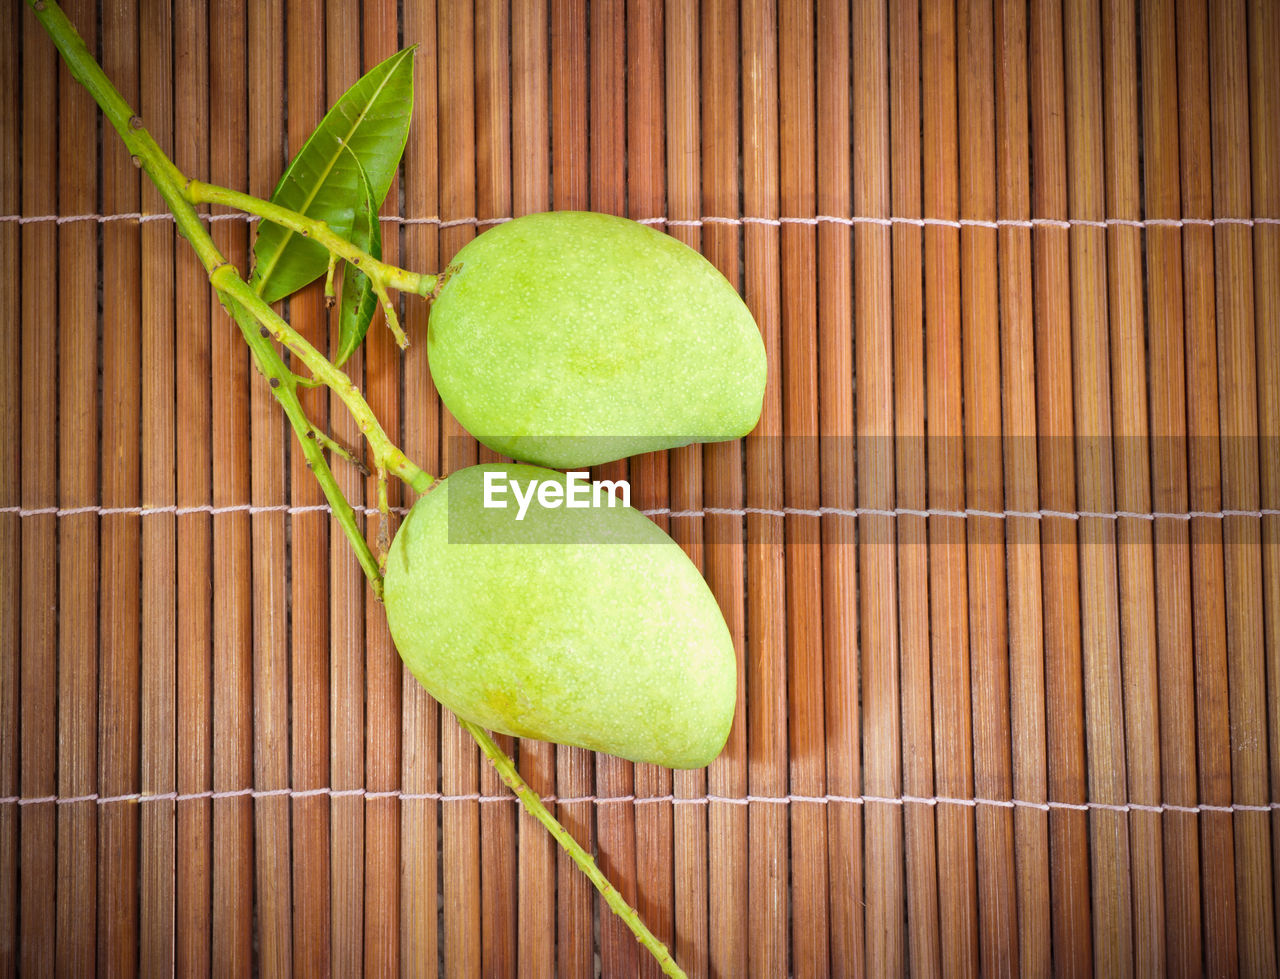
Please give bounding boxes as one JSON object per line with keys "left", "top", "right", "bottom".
{"left": 3, "top": 0, "right": 1279, "bottom": 974}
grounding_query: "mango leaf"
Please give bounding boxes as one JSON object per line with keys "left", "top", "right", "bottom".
{"left": 251, "top": 46, "right": 415, "bottom": 303}
{"left": 335, "top": 153, "right": 382, "bottom": 368}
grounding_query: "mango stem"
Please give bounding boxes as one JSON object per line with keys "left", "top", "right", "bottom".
{"left": 461, "top": 721, "right": 688, "bottom": 978}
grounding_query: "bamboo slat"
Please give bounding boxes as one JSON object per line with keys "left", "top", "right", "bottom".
{"left": 890, "top": 1, "right": 943, "bottom": 971}
{"left": 821, "top": 1, "right": 861, "bottom": 974}
{"left": 627, "top": 7, "right": 677, "bottom": 976}
{"left": 324, "top": 6, "right": 367, "bottom": 975}
{"left": 7, "top": 1, "right": 1280, "bottom": 974}
{"left": 664, "top": 6, "right": 710, "bottom": 974}
{"left": 547, "top": 5, "right": 594, "bottom": 978}
{"left": 173, "top": 0, "right": 214, "bottom": 970}
{"left": 16, "top": 7, "right": 58, "bottom": 977}
{"left": 853, "top": 25, "right": 888, "bottom": 976}
{"left": 923, "top": 3, "right": 981, "bottom": 972}
{"left": 1249, "top": 0, "right": 1280, "bottom": 959}
{"left": 587, "top": 5, "right": 641, "bottom": 973}
{"left": 473, "top": 4, "right": 519, "bottom": 974}
{"left": 0, "top": 1, "right": 18, "bottom": 967}
{"left": 138, "top": 0, "right": 178, "bottom": 972}
{"left": 1065, "top": 1, "right": 1134, "bottom": 971}
{"left": 437, "top": 1, "right": 482, "bottom": 974}
{"left": 245, "top": 3, "right": 293, "bottom": 974}
{"left": 98, "top": 0, "right": 142, "bottom": 968}
{"left": 995, "top": 1, "right": 1052, "bottom": 973}
{"left": 1177, "top": 1, "right": 1240, "bottom": 972}
{"left": 362, "top": 3, "right": 405, "bottom": 974}
{"left": 56, "top": 0, "right": 100, "bottom": 969}
{"left": 209, "top": 1, "right": 255, "bottom": 970}
{"left": 1140, "top": 1, "right": 1203, "bottom": 971}
{"left": 743, "top": 0, "right": 787, "bottom": 969}
{"left": 1030, "top": 2, "right": 1094, "bottom": 970}
{"left": 958, "top": 0, "right": 1016, "bottom": 972}
{"left": 509, "top": 3, "right": 556, "bottom": 975}
{"left": 700, "top": 2, "right": 750, "bottom": 976}
{"left": 400, "top": 0, "right": 441, "bottom": 973}
{"left": 1103, "top": 2, "right": 1164, "bottom": 972}
{"left": 779, "top": 2, "right": 826, "bottom": 975}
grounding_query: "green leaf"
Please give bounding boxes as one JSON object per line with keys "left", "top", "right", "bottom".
{"left": 251, "top": 46, "right": 415, "bottom": 303}
{"left": 335, "top": 154, "right": 382, "bottom": 368}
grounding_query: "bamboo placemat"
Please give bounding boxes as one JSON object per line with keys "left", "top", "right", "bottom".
{"left": 3, "top": 0, "right": 1279, "bottom": 974}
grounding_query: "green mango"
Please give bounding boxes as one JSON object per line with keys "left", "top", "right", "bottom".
{"left": 383, "top": 464, "right": 738, "bottom": 769}
{"left": 427, "top": 211, "right": 766, "bottom": 469}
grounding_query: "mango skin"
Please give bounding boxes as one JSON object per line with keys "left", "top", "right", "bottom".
{"left": 383, "top": 464, "right": 738, "bottom": 769}
{"left": 427, "top": 211, "right": 766, "bottom": 469}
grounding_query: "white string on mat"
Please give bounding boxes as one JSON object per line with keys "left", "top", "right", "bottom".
{"left": 3, "top": 503, "right": 1276, "bottom": 521}
{"left": 436, "top": 216, "right": 513, "bottom": 229}
{"left": 0, "top": 211, "right": 248, "bottom": 225}
{"left": 0, "top": 502, "right": 411, "bottom": 518}
{"left": 3, "top": 212, "right": 1277, "bottom": 230}
{"left": 0, "top": 788, "right": 1272, "bottom": 815}
{"left": 671, "top": 505, "right": 1280, "bottom": 521}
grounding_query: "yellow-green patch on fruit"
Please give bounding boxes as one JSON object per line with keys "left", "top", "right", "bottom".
{"left": 427, "top": 211, "right": 766, "bottom": 469}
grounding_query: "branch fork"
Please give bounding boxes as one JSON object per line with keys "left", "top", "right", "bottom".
{"left": 186, "top": 178, "right": 435, "bottom": 350}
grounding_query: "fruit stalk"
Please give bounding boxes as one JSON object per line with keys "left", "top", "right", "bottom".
{"left": 186, "top": 180, "right": 437, "bottom": 298}
{"left": 462, "top": 720, "right": 686, "bottom": 977}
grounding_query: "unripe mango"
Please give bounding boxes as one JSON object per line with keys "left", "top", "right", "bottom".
{"left": 383, "top": 464, "right": 738, "bottom": 769}
{"left": 427, "top": 212, "right": 766, "bottom": 469}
